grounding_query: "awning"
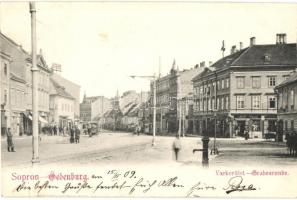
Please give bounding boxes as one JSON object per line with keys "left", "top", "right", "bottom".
{"left": 26, "top": 113, "right": 48, "bottom": 124}
{"left": 39, "top": 116, "right": 48, "bottom": 124}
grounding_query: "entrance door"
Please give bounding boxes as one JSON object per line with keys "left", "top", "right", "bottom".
{"left": 237, "top": 121, "right": 246, "bottom": 136}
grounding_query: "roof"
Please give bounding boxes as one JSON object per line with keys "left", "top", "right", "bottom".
{"left": 275, "top": 71, "right": 297, "bottom": 89}
{"left": 232, "top": 44, "right": 297, "bottom": 66}
{"left": 192, "top": 43, "right": 297, "bottom": 81}
{"left": 10, "top": 72, "right": 26, "bottom": 84}
{"left": 50, "top": 78, "right": 75, "bottom": 100}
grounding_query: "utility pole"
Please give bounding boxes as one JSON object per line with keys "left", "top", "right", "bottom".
{"left": 30, "top": 2, "right": 39, "bottom": 164}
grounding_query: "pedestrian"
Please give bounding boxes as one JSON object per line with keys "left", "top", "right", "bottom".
{"left": 244, "top": 130, "right": 249, "bottom": 140}
{"left": 63, "top": 126, "right": 67, "bottom": 136}
{"left": 6, "top": 128, "right": 16, "bottom": 152}
{"left": 75, "top": 125, "right": 81, "bottom": 143}
{"left": 137, "top": 125, "right": 141, "bottom": 136}
{"left": 70, "top": 126, "right": 75, "bottom": 143}
{"left": 59, "top": 126, "right": 62, "bottom": 135}
{"left": 53, "top": 125, "right": 57, "bottom": 136}
{"left": 88, "top": 123, "right": 92, "bottom": 137}
{"left": 172, "top": 135, "right": 181, "bottom": 161}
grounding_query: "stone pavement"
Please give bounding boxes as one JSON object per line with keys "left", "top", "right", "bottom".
{"left": 1, "top": 132, "right": 295, "bottom": 168}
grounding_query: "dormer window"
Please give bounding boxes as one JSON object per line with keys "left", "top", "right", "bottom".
{"left": 264, "top": 53, "right": 271, "bottom": 63}
{"left": 226, "top": 58, "right": 232, "bottom": 64}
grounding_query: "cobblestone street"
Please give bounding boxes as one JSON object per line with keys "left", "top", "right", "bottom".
{"left": 2, "top": 132, "right": 296, "bottom": 168}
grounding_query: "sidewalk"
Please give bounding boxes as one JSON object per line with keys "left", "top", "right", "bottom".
{"left": 1, "top": 132, "right": 145, "bottom": 167}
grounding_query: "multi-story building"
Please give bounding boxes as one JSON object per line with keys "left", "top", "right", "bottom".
{"left": 0, "top": 51, "right": 11, "bottom": 136}
{"left": 275, "top": 72, "right": 297, "bottom": 141}
{"left": 1, "top": 32, "right": 28, "bottom": 136}
{"left": 51, "top": 72, "right": 81, "bottom": 120}
{"left": 10, "top": 72, "right": 26, "bottom": 136}
{"left": 24, "top": 52, "right": 51, "bottom": 131}
{"left": 149, "top": 61, "right": 204, "bottom": 134}
{"left": 49, "top": 78, "right": 75, "bottom": 128}
{"left": 192, "top": 34, "right": 297, "bottom": 138}
{"left": 1, "top": 32, "right": 51, "bottom": 135}
{"left": 80, "top": 95, "right": 101, "bottom": 123}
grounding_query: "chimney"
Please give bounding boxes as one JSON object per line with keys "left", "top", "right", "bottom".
{"left": 283, "top": 33, "right": 287, "bottom": 43}
{"left": 200, "top": 61, "right": 205, "bottom": 68}
{"left": 194, "top": 64, "right": 199, "bottom": 69}
{"left": 239, "top": 42, "right": 243, "bottom": 50}
{"left": 231, "top": 45, "right": 237, "bottom": 54}
{"left": 250, "top": 37, "right": 256, "bottom": 46}
{"left": 276, "top": 34, "right": 280, "bottom": 44}
{"left": 276, "top": 33, "right": 287, "bottom": 44}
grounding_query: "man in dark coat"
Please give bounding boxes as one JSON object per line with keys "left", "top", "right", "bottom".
{"left": 70, "top": 125, "right": 75, "bottom": 143}
{"left": 75, "top": 125, "right": 80, "bottom": 143}
{"left": 6, "top": 128, "right": 15, "bottom": 152}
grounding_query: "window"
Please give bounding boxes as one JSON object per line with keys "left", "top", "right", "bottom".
{"left": 226, "top": 78, "right": 229, "bottom": 88}
{"left": 217, "top": 80, "right": 221, "bottom": 90}
{"left": 226, "top": 96, "right": 229, "bottom": 109}
{"left": 221, "top": 97, "right": 225, "bottom": 110}
{"left": 291, "top": 120, "right": 294, "bottom": 131}
{"left": 283, "top": 75, "right": 290, "bottom": 80}
{"left": 4, "top": 90, "right": 7, "bottom": 104}
{"left": 236, "top": 77, "right": 245, "bottom": 89}
{"left": 4, "top": 63, "right": 7, "bottom": 75}
{"left": 252, "top": 76, "right": 261, "bottom": 88}
{"left": 269, "top": 97, "right": 276, "bottom": 108}
{"left": 221, "top": 79, "right": 225, "bottom": 89}
{"left": 252, "top": 96, "right": 261, "bottom": 109}
{"left": 212, "top": 98, "right": 215, "bottom": 110}
{"left": 268, "top": 76, "right": 276, "bottom": 87}
{"left": 236, "top": 96, "right": 245, "bottom": 109}
{"left": 291, "top": 89, "right": 294, "bottom": 110}
{"left": 217, "top": 98, "right": 220, "bottom": 110}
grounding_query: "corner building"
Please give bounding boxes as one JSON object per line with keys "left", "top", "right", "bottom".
{"left": 192, "top": 34, "right": 297, "bottom": 138}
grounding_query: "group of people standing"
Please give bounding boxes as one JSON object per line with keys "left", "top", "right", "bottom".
{"left": 70, "top": 125, "right": 81, "bottom": 143}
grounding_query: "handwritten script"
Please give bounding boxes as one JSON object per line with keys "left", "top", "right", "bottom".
{"left": 12, "top": 170, "right": 259, "bottom": 196}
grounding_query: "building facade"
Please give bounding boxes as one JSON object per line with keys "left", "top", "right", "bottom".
{"left": 51, "top": 72, "right": 81, "bottom": 120}
{"left": 49, "top": 79, "right": 75, "bottom": 128}
{"left": 192, "top": 34, "right": 297, "bottom": 138}
{"left": 10, "top": 73, "right": 26, "bottom": 136}
{"left": 1, "top": 32, "right": 29, "bottom": 136}
{"left": 1, "top": 32, "right": 51, "bottom": 136}
{"left": 80, "top": 95, "right": 101, "bottom": 123}
{"left": 149, "top": 61, "right": 204, "bottom": 134}
{"left": 0, "top": 52, "right": 11, "bottom": 136}
{"left": 275, "top": 72, "right": 297, "bottom": 141}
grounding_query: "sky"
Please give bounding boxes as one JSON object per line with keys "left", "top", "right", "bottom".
{"left": 0, "top": 2, "right": 297, "bottom": 99}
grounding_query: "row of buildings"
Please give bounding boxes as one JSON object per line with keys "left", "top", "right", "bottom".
{"left": 146, "top": 33, "right": 296, "bottom": 140}
{"left": 79, "top": 33, "right": 296, "bottom": 140}
{"left": 0, "top": 32, "right": 81, "bottom": 136}
{"left": 80, "top": 90, "right": 149, "bottom": 132}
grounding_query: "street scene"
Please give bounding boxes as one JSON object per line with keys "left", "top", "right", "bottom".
{"left": 1, "top": 2, "right": 297, "bottom": 170}
{"left": 1, "top": 132, "right": 295, "bottom": 168}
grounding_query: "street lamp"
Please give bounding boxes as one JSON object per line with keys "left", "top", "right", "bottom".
{"left": 30, "top": 2, "right": 40, "bottom": 164}
{"left": 130, "top": 74, "right": 156, "bottom": 146}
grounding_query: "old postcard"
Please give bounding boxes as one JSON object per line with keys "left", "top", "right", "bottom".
{"left": 1, "top": 1, "right": 297, "bottom": 198}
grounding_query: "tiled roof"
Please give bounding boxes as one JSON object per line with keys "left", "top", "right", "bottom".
{"left": 192, "top": 43, "right": 297, "bottom": 82}
{"left": 275, "top": 71, "right": 297, "bottom": 89}
{"left": 50, "top": 78, "right": 75, "bottom": 99}
{"left": 232, "top": 44, "right": 297, "bottom": 66}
